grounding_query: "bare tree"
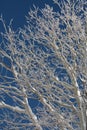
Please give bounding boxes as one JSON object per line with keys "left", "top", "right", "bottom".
{"left": 0, "top": 0, "right": 87, "bottom": 130}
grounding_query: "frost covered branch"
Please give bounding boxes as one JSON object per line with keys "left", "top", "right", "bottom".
{"left": 0, "top": 0, "right": 87, "bottom": 129}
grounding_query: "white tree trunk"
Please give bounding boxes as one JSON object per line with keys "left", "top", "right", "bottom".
{"left": 0, "top": 0, "right": 87, "bottom": 129}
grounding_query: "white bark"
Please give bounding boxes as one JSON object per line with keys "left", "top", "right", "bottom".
{"left": 0, "top": 0, "right": 87, "bottom": 129}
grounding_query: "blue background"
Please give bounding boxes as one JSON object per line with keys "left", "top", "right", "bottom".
{"left": 0, "top": 0, "right": 55, "bottom": 30}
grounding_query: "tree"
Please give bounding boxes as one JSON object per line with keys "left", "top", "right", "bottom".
{"left": 0, "top": 0, "right": 87, "bottom": 130}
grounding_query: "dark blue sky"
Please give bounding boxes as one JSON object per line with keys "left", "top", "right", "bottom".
{"left": 0, "top": 0, "right": 55, "bottom": 30}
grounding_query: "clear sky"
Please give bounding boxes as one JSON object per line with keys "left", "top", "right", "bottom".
{"left": 0, "top": 0, "right": 55, "bottom": 30}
